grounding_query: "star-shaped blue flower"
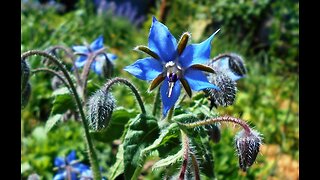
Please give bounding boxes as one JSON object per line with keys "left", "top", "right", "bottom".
{"left": 124, "top": 16, "right": 220, "bottom": 116}
{"left": 72, "top": 35, "right": 117, "bottom": 75}
{"left": 53, "top": 150, "right": 88, "bottom": 180}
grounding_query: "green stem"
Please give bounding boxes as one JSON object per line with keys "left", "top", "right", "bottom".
{"left": 152, "top": 88, "right": 160, "bottom": 116}
{"left": 21, "top": 50, "right": 102, "bottom": 180}
{"left": 103, "top": 77, "right": 146, "bottom": 115}
{"left": 32, "top": 68, "right": 70, "bottom": 89}
{"left": 166, "top": 106, "right": 175, "bottom": 123}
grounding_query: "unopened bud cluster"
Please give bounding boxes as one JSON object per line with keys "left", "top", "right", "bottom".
{"left": 205, "top": 73, "right": 237, "bottom": 109}
{"left": 204, "top": 53, "right": 247, "bottom": 109}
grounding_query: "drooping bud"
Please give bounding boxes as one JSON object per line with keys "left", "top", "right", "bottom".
{"left": 235, "top": 129, "right": 262, "bottom": 172}
{"left": 87, "top": 89, "right": 116, "bottom": 131}
{"left": 207, "top": 124, "right": 221, "bottom": 143}
{"left": 21, "top": 82, "right": 31, "bottom": 109}
{"left": 228, "top": 53, "right": 247, "bottom": 77}
{"left": 209, "top": 53, "right": 247, "bottom": 81}
{"left": 21, "top": 59, "right": 30, "bottom": 92}
{"left": 204, "top": 72, "right": 237, "bottom": 109}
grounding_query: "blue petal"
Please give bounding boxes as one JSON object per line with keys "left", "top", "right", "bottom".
{"left": 75, "top": 56, "right": 88, "bottom": 68}
{"left": 124, "top": 57, "right": 163, "bottom": 81}
{"left": 53, "top": 171, "right": 66, "bottom": 180}
{"left": 54, "top": 157, "right": 65, "bottom": 167}
{"left": 107, "top": 53, "right": 117, "bottom": 61}
{"left": 92, "top": 59, "right": 103, "bottom": 75}
{"left": 80, "top": 169, "right": 93, "bottom": 178}
{"left": 210, "top": 56, "right": 244, "bottom": 81}
{"left": 70, "top": 172, "right": 78, "bottom": 180}
{"left": 72, "top": 46, "right": 89, "bottom": 54}
{"left": 148, "top": 16, "right": 177, "bottom": 62}
{"left": 184, "top": 69, "right": 219, "bottom": 91}
{"left": 67, "top": 150, "right": 77, "bottom": 163}
{"left": 90, "top": 35, "right": 104, "bottom": 51}
{"left": 74, "top": 163, "right": 90, "bottom": 173}
{"left": 160, "top": 80, "right": 181, "bottom": 116}
{"left": 179, "top": 29, "right": 219, "bottom": 68}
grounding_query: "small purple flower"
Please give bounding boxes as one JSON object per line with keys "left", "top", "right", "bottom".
{"left": 72, "top": 35, "right": 117, "bottom": 75}
{"left": 53, "top": 150, "right": 88, "bottom": 180}
{"left": 124, "top": 16, "right": 220, "bottom": 116}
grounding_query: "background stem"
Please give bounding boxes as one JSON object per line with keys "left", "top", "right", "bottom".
{"left": 21, "top": 50, "right": 102, "bottom": 180}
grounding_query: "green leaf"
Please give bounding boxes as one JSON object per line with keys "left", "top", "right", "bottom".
{"left": 51, "top": 87, "right": 76, "bottom": 115}
{"left": 142, "top": 123, "right": 179, "bottom": 155}
{"left": 90, "top": 107, "right": 137, "bottom": 143}
{"left": 123, "top": 114, "right": 160, "bottom": 179}
{"left": 45, "top": 114, "right": 62, "bottom": 133}
{"left": 108, "top": 144, "right": 124, "bottom": 180}
{"left": 152, "top": 148, "right": 183, "bottom": 170}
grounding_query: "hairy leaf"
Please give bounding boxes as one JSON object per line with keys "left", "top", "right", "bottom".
{"left": 51, "top": 87, "right": 76, "bottom": 115}
{"left": 152, "top": 148, "right": 183, "bottom": 170}
{"left": 45, "top": 114, "right": 62, "bottom": 133}
{"left": 123, "top": 114, "right": 160, "bottom": 179}
{"left": 108, "top": 144, "right": 124, "bottom": 180}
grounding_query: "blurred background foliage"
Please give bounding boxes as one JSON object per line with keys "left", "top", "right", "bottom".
{"left": 21, "top": 0, "right": 298, "bottom": 179}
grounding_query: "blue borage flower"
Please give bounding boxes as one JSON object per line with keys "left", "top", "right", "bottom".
{"left": 72, "top": 35, "right": 117, "bottom": 75}
{"left": 53, "top": 150, "right": 88, "bottom": 180}
{"left": 124, "top": 16, "right": 220, "bottom": 116}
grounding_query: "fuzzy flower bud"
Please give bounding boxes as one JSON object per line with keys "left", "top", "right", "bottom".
{"left": 204, "top": 72, "right": 237, "bottom": 109}
{"left": 21, "top": 82, "right": 31, "bottom": 109}
{"left": 228, "top": 53, "right": 247, "bottom": 77}
{"left": 87, "top": 89, "right": 116, "bottom": 131}
{"left": 235, "top": 129, "right": 262, "bottom": 172}
{"left": 21, "top": 59, "right": 30, "bottom": 92}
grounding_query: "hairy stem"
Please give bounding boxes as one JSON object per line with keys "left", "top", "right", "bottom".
{"left": 103, "top": 77, "right": 146, "bottom": 115}
{"left": 190, "top": 153, "right": 200, "bottom": 180}
{"left": 166, "top": 106, "right": 175, "bottom": 123}
{"left": 152, "top": 88, "right": 161, "bottom": 116}
{"left": 32, "top": 68, "right": 70, "bottom": 89}
{"left": 21, "top": 50, "right": 102, "bottom": 180}
{"left": 80, "top": 48, "right": 106, "bottom": 102}
{"left": 177, "top": 116, "right": 251, "bottom": 135}
{"left": 179, "top": 130, "right": 189, "bottom": 180}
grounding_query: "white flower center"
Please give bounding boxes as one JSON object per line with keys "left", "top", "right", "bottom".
{"left": 165, "top": 61, "right": 183, "bottom": 97}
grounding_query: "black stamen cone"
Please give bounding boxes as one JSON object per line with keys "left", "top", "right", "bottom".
{"left": 87, "top": 89, "right": 116, "bottom": 131}
{"left": 204, "top": 72, "right": 237, "bottom": 109}
{"left": 235, "top": 129, "right": 262, "bottom": 172}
